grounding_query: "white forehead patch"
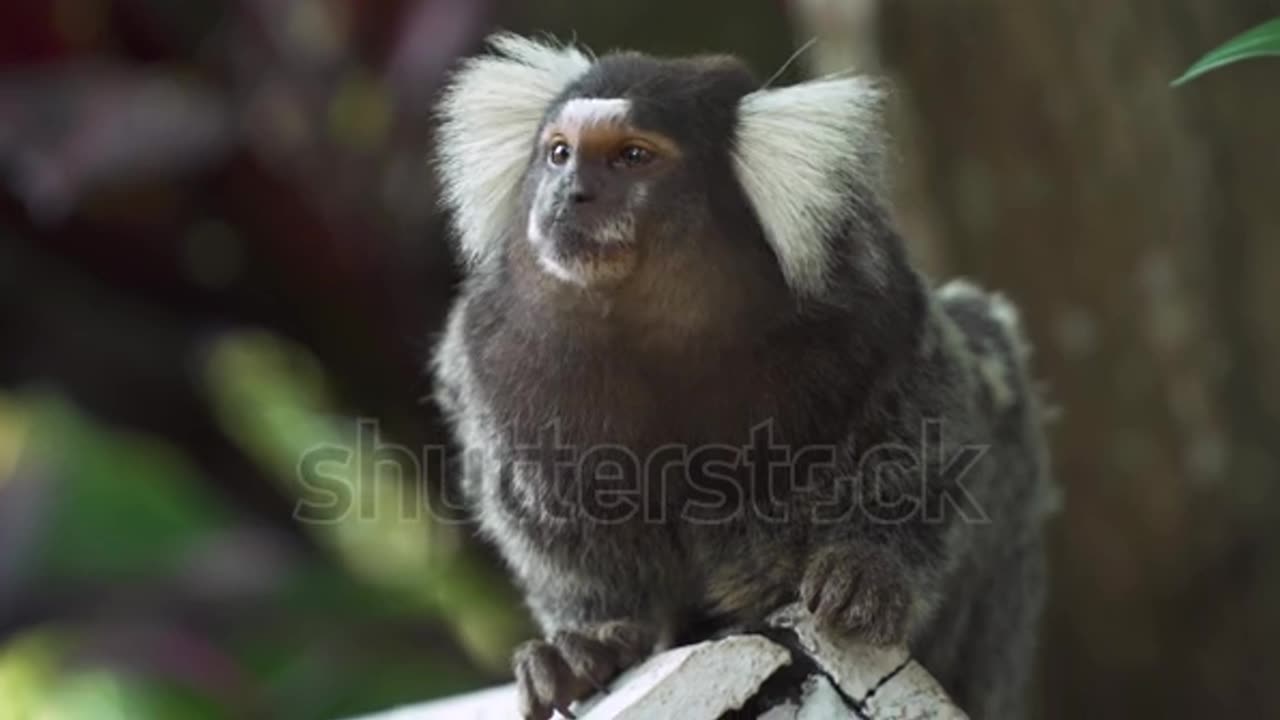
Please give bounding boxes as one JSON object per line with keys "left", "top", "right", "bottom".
{"left": 554, "top": 98, "right": 631, "bottom": 130}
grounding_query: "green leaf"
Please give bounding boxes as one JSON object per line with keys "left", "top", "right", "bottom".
{"left": 19, "top": 395, "right": 234, "bottom": 585}
{"left": 0, "top": 631, "right": 224, "bottom": 720}
{"left": 1173, "top": 17, "right": 1280, "bottom": 86}
{"left": 43, "top": 670, "right": 224, "bottom": 720}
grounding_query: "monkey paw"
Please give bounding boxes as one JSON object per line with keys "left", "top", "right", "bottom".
{"left": 513, "top": 620, "right": 655, "bottom": 720}
{"left": 799, "top": 546, "right": 914, "bottom": 647}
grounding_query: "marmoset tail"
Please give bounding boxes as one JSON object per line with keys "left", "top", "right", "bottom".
{"left": 431, "top": 33, "right": 1055, "bottom": 720}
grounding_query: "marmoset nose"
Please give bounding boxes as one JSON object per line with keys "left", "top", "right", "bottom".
{"left": 567, "top": 165, "right": 606, "bottom": 206}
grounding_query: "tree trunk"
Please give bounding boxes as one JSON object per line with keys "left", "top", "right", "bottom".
{"left": 879, "top": 2, "right": 1280, "bottom": 717}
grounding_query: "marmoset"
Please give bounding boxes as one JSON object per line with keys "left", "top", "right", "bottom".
{"left": 431, "top": 34, "right": 1054, "bottom": 720}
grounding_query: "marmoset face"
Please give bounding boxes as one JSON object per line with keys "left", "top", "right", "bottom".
{"left": 516, "top": 53, "right": 763, "bottom": 292}
{"left": 524, "top": 96, "right": 683, "bottom": 287}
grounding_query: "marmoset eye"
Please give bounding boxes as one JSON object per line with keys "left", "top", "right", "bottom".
{"left": 548, "top": 141, "right": 572, "bottom": 166}
{"left": 614, "top": 144, "right": 655, "bottom": 168}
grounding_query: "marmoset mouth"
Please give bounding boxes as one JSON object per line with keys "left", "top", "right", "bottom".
{"left": 531, "top": 219, "right": 638, "bottom": 286}
{"left": 535, "top": 225, "right": 638, "bottom": 287}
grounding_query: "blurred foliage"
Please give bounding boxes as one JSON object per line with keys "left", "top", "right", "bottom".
{"left": 204, "top": 332, "right": 526, "bottom": 668}
{"left": 1174, "top": 17, "right": 1280, "bottom": 85}
{"left": 0, "top": 381, "right": 498, "bottom": 719}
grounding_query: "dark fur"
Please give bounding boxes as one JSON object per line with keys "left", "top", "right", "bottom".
{"left": 433, "top": 51, "right": 1052, "bottom": 720}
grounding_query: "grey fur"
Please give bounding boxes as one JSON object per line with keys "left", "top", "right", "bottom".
{"left": 431, "top": 37, "right": 1053, "bottom": 720}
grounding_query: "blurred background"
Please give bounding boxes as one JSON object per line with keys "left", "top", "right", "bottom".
{"left": 1, "top": 1, "right": 1278, "bottom": 718}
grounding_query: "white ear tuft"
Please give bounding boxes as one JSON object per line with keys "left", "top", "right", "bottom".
{"left": 732, "top": 76, "right": 888, "bottom": 296}
{"left": 436, "top": 33, "right": 592, "bottom": 266}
